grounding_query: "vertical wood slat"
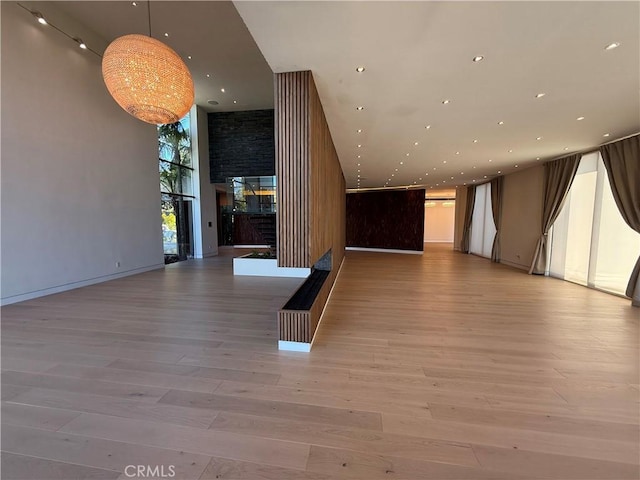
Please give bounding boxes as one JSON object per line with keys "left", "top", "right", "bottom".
{"left": 275, "top": 71, "right": 310, "bottom": 268}
{"left": 278, "top": 311, "right": 310, "bottom": 342}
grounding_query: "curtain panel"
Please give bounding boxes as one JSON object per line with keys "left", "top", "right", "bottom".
{"left": 460, "top": 185, "right": 476, "bottom": 253}
{"left": 490, "top": 176, "right": 504, "bottom": 262}
{"left": 529, "top": 154, "right": 581, "bottom": 274}
{"left": 600, "top": 135, "right": 640, "bottom": 307}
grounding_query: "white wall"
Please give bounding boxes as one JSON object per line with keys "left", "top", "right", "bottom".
{"left": 1, "top": 2, "right": 164, "bottom": 305}
{"left": 424, "top": 201, "right": 455, "bottom": 243}
{"left": 191, "top": 106, "right": 218, "bottom": 258}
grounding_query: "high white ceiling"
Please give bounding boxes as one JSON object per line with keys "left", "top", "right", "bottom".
{"left": 55, "top": 1, "right": 274, "bottom": 112}
{"left": 234, "top": 1, "right": 639, "bottom": 190}
{"left": 51, "top": 2, "right": 639, "bottom": 191}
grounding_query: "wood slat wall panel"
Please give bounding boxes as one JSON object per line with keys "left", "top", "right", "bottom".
{"left": 309, "top": 74, "right": 346, "bottom": 269}
{"left": 278, "top": 311, "right": 310, "bottom": 342}
{"left": 307, "top": 270, "right": 337, "bottom": 340}
{"left": 275, "top": 71, "right": 310, "bottom": 268}
{"left": 275, "top": 71, "right": 346, "bottom": 344}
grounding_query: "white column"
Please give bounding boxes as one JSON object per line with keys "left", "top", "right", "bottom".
{"left": 190, "top": 105, "right": 219, "bottom": 258}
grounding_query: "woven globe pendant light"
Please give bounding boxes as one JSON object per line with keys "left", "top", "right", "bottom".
{"left": 102, "top": 34, "right": 194, "bottom": 125}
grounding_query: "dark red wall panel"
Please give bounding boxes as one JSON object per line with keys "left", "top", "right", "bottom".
{"left": 346, "top": 189, "right": 425, "bottom": 251}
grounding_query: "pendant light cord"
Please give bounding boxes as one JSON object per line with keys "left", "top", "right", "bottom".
{"left": 147, "top": 0, "right": 152, "bottom": 37}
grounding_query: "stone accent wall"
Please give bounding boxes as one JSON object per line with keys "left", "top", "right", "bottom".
{"left": 208, "top": 110, "right": 275, "bottom": 183}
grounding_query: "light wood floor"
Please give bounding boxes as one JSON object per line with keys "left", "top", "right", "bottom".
{"left": 1, "top": 244, "right": 638, "bottom": 479}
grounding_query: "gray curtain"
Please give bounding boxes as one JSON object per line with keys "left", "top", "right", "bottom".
{"left": 460, "top": 185, "right": 476, "bottom": 253}
{"left": 490, "top": 176, "right": 504, "bottom": 262}
{"left": 529, "top": 154, "right": 581, "bottom": 274}
{"left": 600, "top": 135, "right": 640, "bottom": 307}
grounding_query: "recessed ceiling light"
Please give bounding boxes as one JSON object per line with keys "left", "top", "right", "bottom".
{"left": 473, "top": 55, "right": 484, "bottom": 62}
{"left": 356, "top": 106, "right": 364, "bottom": 111}
{"left": 473, "top": 139, "right": 478, "bottom": 143}
{"left": 451, "top": 176, "right": 454, "bottom": 179}
{"left": 603, "top": 133, "right": 611, "bottom": 137}
{"left": 164, "top": 32, "right": 169, "bottom": 37}
{"left": 497, "top": 171, "right": 502, "bottom": 174}
{"left": 395, "top": 168, "right": 398, "bottom": 172}
{"left": 357, "top": 163, "right": 361, "bottom": 166}
{"left": 433, "top": 167, "right": 436, "bottom": 170}
{"left": 488, "top": 159, "right": 492, "bottom": 162}
{"left": 498, "top": 121, "right": 504, "bottom": 125}
{"left": 414, "top": 142, "right": 419, "bottom": 146}
{"left": 357, "top": 144, "right": 362, "bottom": 148}
{"left": 535, "top": 93, "right": 546, "bottom": 98}
{"left": 206, "top": 74, "right": 210, "bottom": 78}
{"left": 233, "top": 100, "right": 237, "bottom": 104}
{"left": 536, "top": 137, "right": 542, "bottom": 140}
{"left": 221, "top": 88, "right": 225, "bottom": 93}
{"left": 356, "top": 66, "right": 365, "bottom": 73}
{"left": 419, "top": 178, "right": 422, "bottom": 180}
{"left": 32, "top": 11, "right": 47, "bottom": 24}
{"left": 132, "top": 1, "right": 137, "bottom": 5}
{"left": 484, "top": 175, "right": 487, "bottom": 179}
{"left": 357, "top": 129, "right": 362, "bottom": 133}
{"left": 187, "top": 55, "right": 192, "bottom": 60}
{"left": 357, "top": 155, "right": 361, "bottom": 158}
{"left": 400, "top": 161, "right": 403, "bottom": 165}
{"left": 74, "top": 38, "right": 87, "bottom": 49}
{"left": 605, "top": 42, "right": 621, "bottom": 50}
{"left": 508, "top": 149, "right": 513, "bottom": 153}
{"left": 443, "top": 160, "right": 447, "bottom": 164}
{"left": 472, "top": 180, "right": 476, "bottom": 182}
{"left": 406, "top": 153, "right": 410, "bottom": 157}
{"left": 442, "top": 99, "right": 450, "bottom": 105}
{"left": 207, "top": 100, "right": 219, "bottom": 105}
{"left": 564, "top": 147, "right": 569, "bottom": 151}
{"left": 577, "top": 116, "right": 585, "bottom": 121}
{"left": 392, "top": 174, "right": 395, "bottom": 177}
{"left": 460, "top": 172, "right": 464, "bottom": 175}
{"left": 473, "top": 166, "right": 476, "bottom": 169}
{"left": 455, "top": 151, "right": 460, "bottom": 155}
{"left": 536, "top": 157, "right": 540, "bottom": 160}
{"left": 515, "top": 165, "right": 519, "bottom": 168}
{"left": 425, "top": 125, "right": 431, "bottom": 129}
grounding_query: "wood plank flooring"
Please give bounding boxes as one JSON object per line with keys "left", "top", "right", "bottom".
{"left": 2, "top": 244, "right": 638, "bottom": 479}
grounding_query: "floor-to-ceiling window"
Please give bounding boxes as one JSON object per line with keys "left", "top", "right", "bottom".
{"left": 550, "top": 151, "right": 640, "bottom": 296}
{"left": 469, "top": 183, "right": 496, "bottom": 258}
{"left": 158, "top": 114, "right": 194, "bottom": 262}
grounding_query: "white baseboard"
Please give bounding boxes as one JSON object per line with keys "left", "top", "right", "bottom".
{"left": 346, "top": 247, "right": 423, "bottom": 255}
{"left": 0, "top": 263, "right": 165, "bottom": 306}
{"left": 278, "top": 341, "right": 311, "bottom": 352}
